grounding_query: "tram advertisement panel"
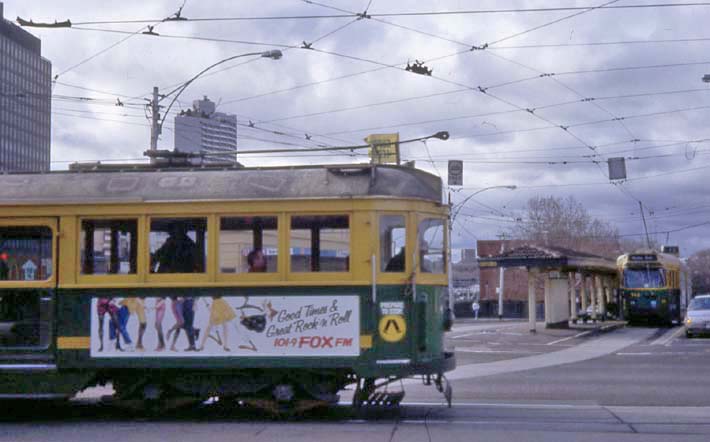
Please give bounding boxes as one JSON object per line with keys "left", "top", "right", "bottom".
{"left": 90, "top": 295, "right": 360, "bottom": 357}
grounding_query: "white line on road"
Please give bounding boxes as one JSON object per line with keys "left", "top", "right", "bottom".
{"left": 546, "top": 330, "right": 592, "bottom": 346}
{"left": 650, "top": 326, "right": 683, "bottom": 346}
{"left": 615, "top": 352, "right": 654, "bottom": 356}
{"left": 439, "top": 327, "right": 656, "bottom": 381}
{"left": 456, "top": 348, "right": 542, "bottom": 354}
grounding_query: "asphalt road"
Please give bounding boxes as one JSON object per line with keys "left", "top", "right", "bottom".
{"left": 3, "top": 322, "right": 710, "bottom": 441}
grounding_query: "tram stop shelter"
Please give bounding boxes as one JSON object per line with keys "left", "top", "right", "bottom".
{"left": 478, "top": 245, "right": 618, "bottom": 333}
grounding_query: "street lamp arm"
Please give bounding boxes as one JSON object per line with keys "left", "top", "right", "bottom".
{"left": 451, "top": 185, "right": 516, "bottom": 222}
{"left": 159, "top": 50, "right": 282, "bottom": 130}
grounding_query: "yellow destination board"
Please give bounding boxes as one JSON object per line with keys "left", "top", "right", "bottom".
{"left": 365, "top": 133, "right": 400, "bottom": 165}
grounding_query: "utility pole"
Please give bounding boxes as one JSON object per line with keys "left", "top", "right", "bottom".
{"left": 497, "top": 233, "right": 506, "bottom": 320}
{"left": 149, "top": 86, "right": 162, "bottom": 155}
{"left": 638, "top": 201, "right": 651, "bottom": 249}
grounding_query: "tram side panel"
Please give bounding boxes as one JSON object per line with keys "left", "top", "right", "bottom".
{"left": 53, "top": 285, "right": 451, "bottom": 379}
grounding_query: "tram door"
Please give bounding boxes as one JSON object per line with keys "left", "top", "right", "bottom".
{"left": 0, "top": 219, "right": 57, "bottom": 365}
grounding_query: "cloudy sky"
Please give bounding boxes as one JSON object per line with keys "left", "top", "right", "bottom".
{"left": 6, "top": 0, "right": 710, "bottom": 256}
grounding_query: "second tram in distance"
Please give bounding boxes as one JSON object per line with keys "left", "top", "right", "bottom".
{"left": 618, "top": 246, "right": 690, "bottom": 325}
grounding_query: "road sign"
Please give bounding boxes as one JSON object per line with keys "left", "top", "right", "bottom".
{"left": 365, "top": 133, "right": 400, "bottom": 164}
{"left": 448, "top": 160, "right": 463, "bottom": 186}
{"left": 378, "top": 314, "right": 407, "bottom": 343}
{"left": 608, "top": 157, "right": 627, "bottom": 180}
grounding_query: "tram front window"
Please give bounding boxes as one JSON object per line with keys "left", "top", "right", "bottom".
{"left": 290, "top": 215, "right": 349, "bottom": 272}
{"left": 381, "top": 215, "right": 406, "bottom": 272}
{"left": 219, "top": 216, "right": 278, "bottom": 273}
{"left": 624, "top": 268, "right": 666, "bottom": 288}
{"left": 150, "top": 218, "right": 207, "bottom": 273}
{"left": 419, "top": 218, "right": 446, "bottom": 274}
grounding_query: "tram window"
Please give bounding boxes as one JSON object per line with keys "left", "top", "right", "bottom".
{"left": 219, "top": 216, "right": 278, "bottom": 273}
{"left": 0, "top": 226, "right": 52, "bottom": 281}
{"left": 290, "top": 215, "right": 349, "bottom": 272}
{"left": 380, "top": 215, "right": 406, "bottom": 272}
{"left": 623, "top": 268, "right": 665, "bottom": 288}
{"left": 418, "top": 218, "right": 445, "bottom": 274}
{"left": 80, "top": 219, "right": 137, "bottom": 275}
{"left": 150, "top": 218, "right": 207, "bottom": 274}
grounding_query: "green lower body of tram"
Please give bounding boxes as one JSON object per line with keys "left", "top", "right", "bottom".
{"left": 0, "top": 284, "right": 455, "bottom": 411}
{"left": 622, "top": 289, "right": 682, "bottom": 325}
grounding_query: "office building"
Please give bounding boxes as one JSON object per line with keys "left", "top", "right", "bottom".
{"left": 0, "top": 2, "right": 52, "bottom": 172}
{"left": 174, "top": 96, "right": 237, "bottom": 165}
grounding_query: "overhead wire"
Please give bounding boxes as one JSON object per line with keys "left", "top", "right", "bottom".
{"left": 62, "top": 3, "right": 710, "bottom": 25}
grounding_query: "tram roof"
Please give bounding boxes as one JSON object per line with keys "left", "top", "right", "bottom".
{"left": 0, "top": 164, "right": 444, "bottom": 205}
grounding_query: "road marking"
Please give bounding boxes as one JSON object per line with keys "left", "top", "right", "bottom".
{"left": 546, "top": 330, "right": 592, "bottom": 346}
{"left": 616, "top": 352, "right": 654, "bottom": 356}
{"left": 395, "top": 401, "right": 601, "bottom": 409}
{"left": 451, "top": 332, "right": 479, "bottom": 340}
{"left": 650, "top": 326, "right": 683, "bottom": 346}
{"left": 449, "top": 322, "right": 532, "bottom": 335}
{"left": 438, "top": 327, "right": 656, "bottom": 381}
{"left": 456, "top": 348, "right": 542, "bottom": 354}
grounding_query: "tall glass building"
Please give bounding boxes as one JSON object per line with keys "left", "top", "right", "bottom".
{"left": 0, "top": 2, "right": 51, "bottom": 172}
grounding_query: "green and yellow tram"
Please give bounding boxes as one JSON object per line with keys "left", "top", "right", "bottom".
{"left": 618, "top": 247, "right": 690, "bottom": 325}
{"left": 0, "top": 164, "right": 454, "bottom": 410}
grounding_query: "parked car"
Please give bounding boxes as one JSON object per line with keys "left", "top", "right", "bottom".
{"left": 685, "top": 295, "right": 710, "bottom": 338}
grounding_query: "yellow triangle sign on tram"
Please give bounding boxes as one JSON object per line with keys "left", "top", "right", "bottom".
{"left": 378, "top": 314, "right": 407, "bottom": 343}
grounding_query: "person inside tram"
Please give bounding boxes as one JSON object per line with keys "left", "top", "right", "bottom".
{"left": 419, "top": 239, "right": 433, "bottom": 273}
{"left": 152, "top": 224, "right": 199, "bottom": 273}
{"left": 247, "top": 248, "right": 267, "bottom": 273}
{"left": 0, "top": 252, "right": 8, "bottom": 280}
{"left": 385, "top": 247, "right": 405, "bottom": 272}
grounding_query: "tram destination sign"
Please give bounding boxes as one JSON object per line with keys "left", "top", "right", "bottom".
{"left": 629, "top": 254, "right": 657, "bottom": 262}
{"left": 90, "top": 295, "right": 360, "bottom": 357}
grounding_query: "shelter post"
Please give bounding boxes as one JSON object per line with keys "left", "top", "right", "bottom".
{"left": 528, "top": 267, "right": 538, "bottom": 333}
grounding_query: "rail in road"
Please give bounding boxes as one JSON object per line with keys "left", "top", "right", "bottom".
{"left": 1, "top": 400, "right": 710, "bottom": 441}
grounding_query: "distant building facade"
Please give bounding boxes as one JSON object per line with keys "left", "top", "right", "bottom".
{"left": 174, "top": 96, "right": 237, "bottom": 165}
{"left": 0, "top": 2, "right": 52, "bottom": 172}
{"left": 477, "top": 239, "right": 545, "bottom": 318}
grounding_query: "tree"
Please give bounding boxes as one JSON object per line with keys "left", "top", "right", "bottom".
{"left": 511, "top": 195, "right": 621, "bottom": 258}
{"left": 687, "top": 249, "right": 710, "bottom": 295}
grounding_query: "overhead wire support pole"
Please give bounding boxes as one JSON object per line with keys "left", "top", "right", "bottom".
{"left": 149, "top": 87, "right": 161, "bottom": 153}
{"left": 639, "top": 201, "right": 652, "bottom": 248}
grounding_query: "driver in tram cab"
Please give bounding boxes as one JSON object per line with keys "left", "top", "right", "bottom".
{"left": 419, "top": 239, "right": 433, "bottom": 273}
{"left": 385, "top": 247, "right": 405, "bottom": 272}
{"left": 152, "top": 223, "right": 199, "bottom": 273}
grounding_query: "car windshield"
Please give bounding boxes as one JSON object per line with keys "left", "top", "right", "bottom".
{"left": 688, "top": 298, "right": 710, "bottom": 311}
{"left": 623, "top": 268, "right": 665, "bottom": 288}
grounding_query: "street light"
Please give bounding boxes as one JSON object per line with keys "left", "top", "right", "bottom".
{"left": 149, "top": 49, "right": 283, "bottom": 152}
{"left": 450, "top": 185, "right": 517, "bottom": 223}
{"left": 447, "top": 185, "right": 516, "bottom": 323}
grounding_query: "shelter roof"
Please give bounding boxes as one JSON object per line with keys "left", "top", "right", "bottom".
{"left": 479, "top": 244, "right": 617, "bottom": 274}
